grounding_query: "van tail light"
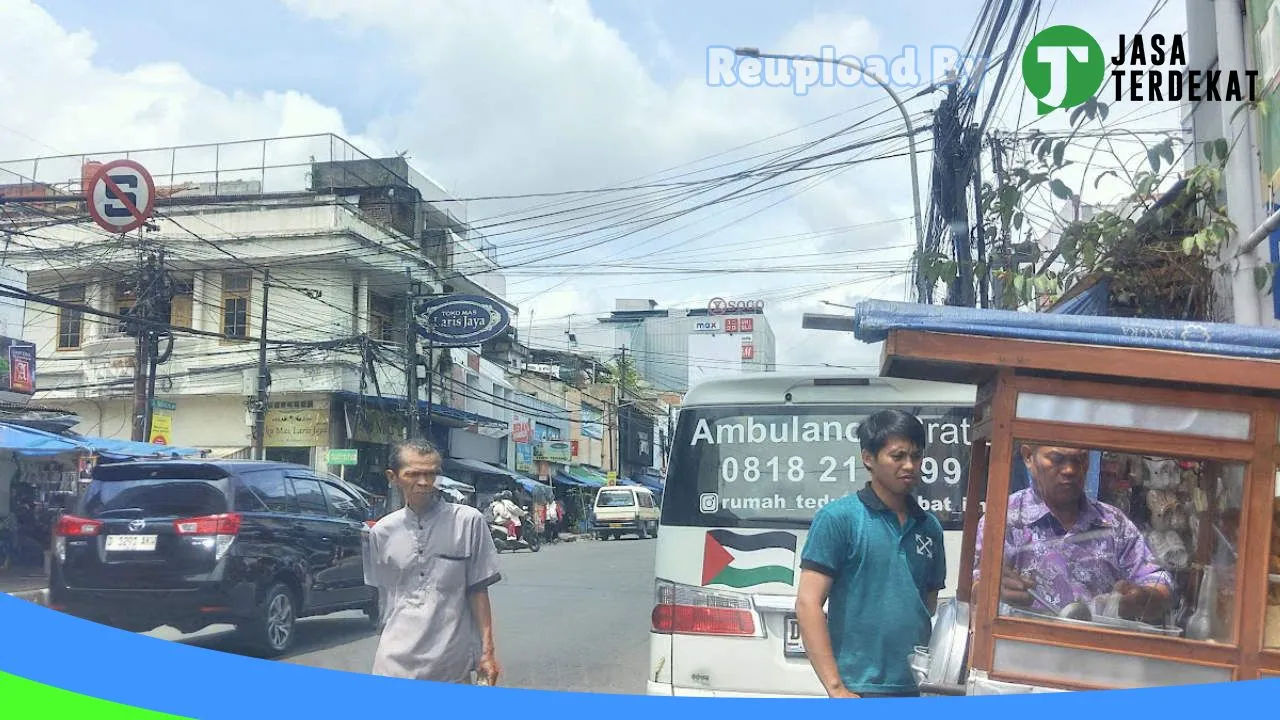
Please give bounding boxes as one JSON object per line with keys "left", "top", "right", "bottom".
{"left": 651, "top": 579, "right": 761, "bottom": 637}
{"left": 55, "top": 515, "right": 103, "bottom": 537}
{"left": 173, "top": 513, "right": 241, "bottom": 561}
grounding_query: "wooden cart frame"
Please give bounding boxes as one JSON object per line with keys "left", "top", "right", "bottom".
{"left": 879, "top": 327, "right": 1280, "bottom": 691}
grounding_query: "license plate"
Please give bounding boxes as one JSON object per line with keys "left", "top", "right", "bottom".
{"left": 609, "top": 523, "right": 623, "bottom": 528}
{"left": 784, "top": 615, "right": 806, "bottom": 656}
{"left": 105, "top": 534, "right": 158, "bottom": 552}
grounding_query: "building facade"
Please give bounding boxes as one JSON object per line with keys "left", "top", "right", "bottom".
{"left": 0, "top": 135, "right": 515, "bottom": 499}
{"left": 529, "top": 298, "right": 777, "bottom": 394}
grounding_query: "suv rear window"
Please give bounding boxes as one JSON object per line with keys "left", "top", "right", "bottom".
{"left": 596, "top": 490, "right": 636, "bottom": 507}
{"left": 81, "top": 478, "right": 230, "bottom": 519}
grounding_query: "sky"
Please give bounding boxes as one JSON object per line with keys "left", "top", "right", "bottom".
{"left": 0, "top": 0, "right": 1188, "bottom": 377}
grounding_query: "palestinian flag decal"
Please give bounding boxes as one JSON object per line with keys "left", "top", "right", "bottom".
{"left": 701, "top": 529, "right": 798, "bottom": 588}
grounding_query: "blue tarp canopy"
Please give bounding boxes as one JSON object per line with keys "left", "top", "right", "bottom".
{"left": 0, "top": 425, "right": 202, "bottom": 459}
{"left": 631, "top": 471, "right": 664, "bottom": 494}
{"left": 70, "top": 435, "right": 202, "bottom": 460}
{"left": 0, "top": 424, "right": 88, "bottom": 456}
{"left": 553, "top": 471, "right": 594, "bottom": 488}
{"left": 851, "top": 299, "right": 1280, "bottom": 360}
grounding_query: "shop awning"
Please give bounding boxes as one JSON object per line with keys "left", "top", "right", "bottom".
{"left": 444, "top": 457, "right": 553, "bottom": 502}
{"left": 0, "top": 424, "right": 88, "bottom": 456}
{"left": 562, "top": 466, "right": 607, "bottom": 487}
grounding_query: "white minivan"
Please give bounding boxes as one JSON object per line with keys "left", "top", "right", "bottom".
{"left": 647, "top": 373, "right": 976, "bottom": 697}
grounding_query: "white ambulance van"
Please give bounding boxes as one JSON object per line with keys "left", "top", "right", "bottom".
{"left": 647, "top": 373, "right": 976, "bottom": 697}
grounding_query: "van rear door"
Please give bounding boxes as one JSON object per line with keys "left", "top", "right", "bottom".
{"left": 651, "top": 401, "right": 973, "bottom": 696}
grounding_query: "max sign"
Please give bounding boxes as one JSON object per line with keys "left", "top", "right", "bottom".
{"left": 416, "top": 294, "right": 511, "bottom": 347}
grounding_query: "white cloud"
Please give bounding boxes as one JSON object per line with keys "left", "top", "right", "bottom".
{"left": 275, "top": 0, "right": 916, "bottom": 372}
{"left": 0, "top": 1, "right": 361, "bottom": 165}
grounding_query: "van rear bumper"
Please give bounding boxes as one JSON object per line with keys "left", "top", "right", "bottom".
{"left": 594, "top": 519, "right": 639, "bottom": 530}
{"left": 646, "top": 681, "right": 823, "bottom": 698}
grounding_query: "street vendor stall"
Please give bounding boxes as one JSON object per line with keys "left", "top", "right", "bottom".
{"left": 843, "top": 300, "right": 1280, "bottom": 695}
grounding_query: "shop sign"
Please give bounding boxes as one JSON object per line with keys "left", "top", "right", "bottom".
{"left": 350, "top": 407, "right": 404, "bottom": 444}
{"left": 416, "top": 294, "right": 511, "bottom": 347}
{"left": 512, "top": 419, "right": 533, "bottom": 444}
{"left": 0, "top": 337, "right": 36, "bottom": 396}
{"left": 326, "top": 448, "right": 359, "bottom": 466}
{"left": 515, "top": 443, "right": 534, "bottom": 472}
{"left": 266, "top": 405, "right": 329, "bottom": 447}
{"left": 693, "top": 320, "right": 720, "bottom": 332}
{"left": 707, "top": 297, "right": 765, "bottom": 315}
{"left": 534, "top": 440, "right": 572, "bottom": 463}
{"left": 149, "top": 414, "right": 172, "bottom": 445}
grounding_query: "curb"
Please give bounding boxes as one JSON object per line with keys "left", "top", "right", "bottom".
{"left": 7, "top": 588, "right": 48, "bottom": 606}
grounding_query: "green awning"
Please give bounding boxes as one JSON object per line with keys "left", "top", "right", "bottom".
{"left": 564, "top": 465, "right": 607, "bottom": 487}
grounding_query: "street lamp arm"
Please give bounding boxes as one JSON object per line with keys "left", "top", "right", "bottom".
{"left": 734, "top": 47, "right": 928, "bottom": 302}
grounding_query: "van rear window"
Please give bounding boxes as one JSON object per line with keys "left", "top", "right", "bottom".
{"left": 596, "top": 490, "right": 636, "bottom": 507}
{"left": 661, "top": 404, "right": 973, "bottom": 529}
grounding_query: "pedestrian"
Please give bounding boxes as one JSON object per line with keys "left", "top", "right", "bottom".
{"left": 362, "top": 438, "right": 504, "bottom": 685}
{"left": 795, "top": 409, "right": 946, "bottom": 698}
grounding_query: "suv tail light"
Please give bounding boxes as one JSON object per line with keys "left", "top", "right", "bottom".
{"left": 55, "top": 515, "right": 103, "bottom": 537}
{"left": 651, "top": 579, "right": 761, "bottom": 637}
{"left": 174, "top": 513, "right": 241, "bottom": 561}
{"left": 173, "top": 513, "right": 241, "bottom": 535}
{"left": 54, "top": 515, "right": 103, "bottom": 563}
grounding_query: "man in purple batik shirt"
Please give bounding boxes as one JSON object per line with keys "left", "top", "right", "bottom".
{"left": 973, "top": 445, "right": 1174, "bottom": 623}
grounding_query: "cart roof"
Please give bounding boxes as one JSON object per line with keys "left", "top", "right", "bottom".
{"left": 851, "top": 300, "right": 1280, "bottom": 393}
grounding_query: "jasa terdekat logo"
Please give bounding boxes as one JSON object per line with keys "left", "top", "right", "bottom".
{"left": 1022, "top": 25, "right": 1259, "bottom": 115}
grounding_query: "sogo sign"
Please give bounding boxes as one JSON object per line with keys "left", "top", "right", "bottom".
{"left": 707, "top": 297, "right": 765, "bottom": 315}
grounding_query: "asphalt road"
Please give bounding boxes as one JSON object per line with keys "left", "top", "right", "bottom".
{"left": 148, "top": 535, "right": 658, "bottom": 695}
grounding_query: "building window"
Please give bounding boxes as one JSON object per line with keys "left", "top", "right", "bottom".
{"left": 56, "top": 285, "right": 85, "bottom": 349}
{"left": 222, "top": 272, "right": 251, "bottom": 340}
{"left": 114, "top": 282, "right": 137, "bottom": 336}
{"left": 369, "top": 293, "right": 396, "bottom": 344}
{"left": 170, "top": 278, "right": 194, "bottom": 329}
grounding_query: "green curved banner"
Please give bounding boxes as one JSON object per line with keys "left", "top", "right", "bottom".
{"left": 0, "top": 671, "right": 189, "bottom": 719}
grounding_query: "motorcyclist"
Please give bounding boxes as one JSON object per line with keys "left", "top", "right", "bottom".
{"left": 488, "top": 491, "right": 527, "bottom": 541}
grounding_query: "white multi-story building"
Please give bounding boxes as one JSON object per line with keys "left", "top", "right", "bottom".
{"left": 529, "top": 298, "right": 777, "bottom": 394}
{"left": 0, "top": 134, "right": 517, "bottom": 496}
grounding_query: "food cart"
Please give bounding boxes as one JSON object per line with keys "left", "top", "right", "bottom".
{"left": 843, "top": 300, "right": 1280, "bottom": 695}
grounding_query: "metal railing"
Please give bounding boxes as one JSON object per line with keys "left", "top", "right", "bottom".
{"left": 0, "top": 133, "right": 470, "bottom": 228}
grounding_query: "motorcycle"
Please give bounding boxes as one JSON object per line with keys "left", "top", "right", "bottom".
{"left": 486, "top": 502, "right": 541, "bottom": 553}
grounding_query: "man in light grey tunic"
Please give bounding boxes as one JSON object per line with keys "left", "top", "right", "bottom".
{"left": 363, "top": 439, "right": 503, "bottom": 684}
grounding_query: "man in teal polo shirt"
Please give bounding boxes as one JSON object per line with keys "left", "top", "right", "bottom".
{"left": 796, "top": 409, "right": 946, "bottom": 698}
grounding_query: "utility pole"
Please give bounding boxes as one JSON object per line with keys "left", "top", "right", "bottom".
{"left": 131, "top": 244, "right": 168, "bottom": 442}
{"left": 404, "top": 269, "right": 421, "bottom": 441}
{"left": 988, "top": 134, "right": 1010, "bottom": 309}
{"left": 252, "top": 268, "right": 270, "bottom": 460}
{"left": 615, "top": 346, "right": 628, "bottom": 473}
{"left": 973, "top": 147, "right": 990, "bottom": 309}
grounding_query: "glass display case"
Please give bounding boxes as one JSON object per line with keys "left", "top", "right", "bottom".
{"left": 867, "top": 319, "right": 1280, "bottom": 694}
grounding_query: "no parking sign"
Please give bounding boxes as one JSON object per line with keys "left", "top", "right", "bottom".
{"left": 86, "top": 159, "right": 156, "bottom": 234}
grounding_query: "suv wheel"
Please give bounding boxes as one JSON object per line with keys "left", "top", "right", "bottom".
{"left": 244, "top": 583, "right": 297, "bottom": 657}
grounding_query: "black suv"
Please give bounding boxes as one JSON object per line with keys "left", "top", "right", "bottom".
{"left": 49, "top": 459, "right": 381, "bottom": 657}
